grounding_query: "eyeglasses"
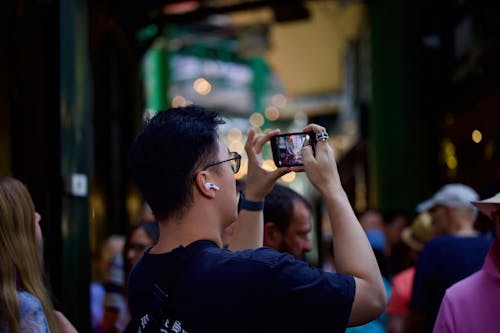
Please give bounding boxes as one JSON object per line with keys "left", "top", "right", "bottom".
{"left": 202, "top": 152, "right": 241, "bottom": 174}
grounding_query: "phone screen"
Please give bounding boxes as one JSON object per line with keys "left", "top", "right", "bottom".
{"left": 270, "top": 132, "right": 315, "bottom": 167}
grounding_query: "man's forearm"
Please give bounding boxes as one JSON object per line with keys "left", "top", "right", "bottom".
{"left": 322, "top": 187, "right": 386, "bottom": 324}
{"left": 227, "top": 210, "right": 263, "bottom": 251}
{"left": 323, "top": 189, "right": 378, "bottom": 277}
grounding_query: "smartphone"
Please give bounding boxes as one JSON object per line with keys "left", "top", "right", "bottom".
{"left": 270, "top": 132, "right": 316, "bottom": 167}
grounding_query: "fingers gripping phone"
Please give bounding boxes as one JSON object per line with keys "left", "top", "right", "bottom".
{"left": 270, "top": 132, "right": 316, "bottom": 167}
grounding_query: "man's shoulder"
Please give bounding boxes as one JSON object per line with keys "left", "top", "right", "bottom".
{"left": 425, "top": 235, "right": 458, "bottom": 247}
{"left": 217, "top": 247, "right": 344, "bottom": 282}
{"left": 418, "top": 237, "right": 452, "bottom": 261}
{"left": 424, "top": 234, "right": 491, "bottom": 251}
{"left": 130, "top": 243, "right": 298, "bottom": 281}
{"left": 224, "top": 246, "right": 297, "bottom": 268}
{"left": 132, "top": 243, "right": 350, "bottom": 287}
{"left": 446, "top": 270, "right": 483, "bottom": 297}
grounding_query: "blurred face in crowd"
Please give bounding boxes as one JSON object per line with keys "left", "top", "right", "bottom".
{"left": 429, "top": 205, "right": 450, "bottom": 236}
{"left": 359, "top": 210, "right": 384, "bottom": 231}
{"left": 386, "top": 215, "right": 407, "bottom": 247}
{"left": 274, "top": 200, "right": 313, "bottom": 260}
{"left": 126, "top": 227, "right": 155, "bottom": 268}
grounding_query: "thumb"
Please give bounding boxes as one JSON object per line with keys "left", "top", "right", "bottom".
{"left": 301, "top": 145, "right": 314, "bottom": 164}
{"left": 271, "top": 167, "right": 292, "bottom": 181}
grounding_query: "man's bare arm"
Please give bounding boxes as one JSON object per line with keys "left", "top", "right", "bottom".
{"left": 302, "top": 124, "right": 386, "bottom": 326}
{"left": 228, "top": 128, "right": 289, "bottom": 251}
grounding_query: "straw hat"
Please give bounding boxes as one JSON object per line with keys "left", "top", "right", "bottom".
{"left": 401, "top": 212, "right": 435, "bottom": 252}
{"left": 471, "top": 193, "right": 500, "bottom": 220}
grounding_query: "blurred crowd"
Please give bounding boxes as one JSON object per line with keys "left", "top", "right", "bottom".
{"left": 1, "top": 105, "right": 498, "bottom": 333}
{"left": 87, "top": 175, "right": 498, "bottom": 333}
{"left": 87, "top": 105, "right": 497, "bottom": 333}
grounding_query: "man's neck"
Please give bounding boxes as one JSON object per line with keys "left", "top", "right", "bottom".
{"left": 151, "top": 208, "right": 224, "bottom": 254}
{"left": 450, "top": 220, "right": 478, "bottom": 236}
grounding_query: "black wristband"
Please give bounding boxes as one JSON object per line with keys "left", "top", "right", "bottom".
{"left": 238, "top": 192, "right": 265, "bottom": 212}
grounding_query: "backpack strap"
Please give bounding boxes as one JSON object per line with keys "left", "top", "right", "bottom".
{"left": 126, "top": 240, "right": 219, "bottom": 332}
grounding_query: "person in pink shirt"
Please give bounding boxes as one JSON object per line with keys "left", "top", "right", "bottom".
{"left": 433, "top": 192, "right": 500, "bottom": 333}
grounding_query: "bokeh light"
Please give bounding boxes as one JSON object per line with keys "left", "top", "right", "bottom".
{"left": 471, "top": 129, "right": 482, "bottom": 143}
{"left": 445, "top": 156, "right": 457, "bottom": 170}
{"left": 229, "top": 141, "right": 244, "bottom": 153}
{"left": 485, "top": 141, "right": 494, "bottom": 160}
{"left": 265, "top": 106, "right": 280, "bottom": 121}
{"left": 171, "top": 95, "right": 186, "bottom": 107}
{"left": 227, "top": 128, "right": 243, "bottom": 142}
{"left": 442, "top": 139, "right": 458, "bottom": 171}
{"left": 262, "top": 159, "right": 277, "bottom": 171}
{"left": 235, "top": 159, "right": 248, "bottom": 180}
{"left": 281, "top": 172, "right": 296, "bottom": 183}
{"left": 249, "top": 112, "right": 265, "bottom": 128}
{"left": 271, "top": 94, "right": 287, "bottom": 108}
{"left": 193, "top": 77, "right": 212, "bottom": 95}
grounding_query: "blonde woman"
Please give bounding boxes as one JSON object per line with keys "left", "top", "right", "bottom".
{"left": 0, "top": 177, "right": 77, "bottom": 332}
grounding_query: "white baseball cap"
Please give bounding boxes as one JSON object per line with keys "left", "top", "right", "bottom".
{"left": 417, "top": 183, "right": 479, "bottom": 213}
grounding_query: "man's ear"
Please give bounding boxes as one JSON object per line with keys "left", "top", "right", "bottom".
{"left": 263, "top": 222, "right": 282, "bottom": 247}
{"left": 194, "top": 170, "right": 216, "bottom": 198}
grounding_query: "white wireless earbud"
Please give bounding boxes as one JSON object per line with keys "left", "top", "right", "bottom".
{"left": 204, "top": 183, "right": 220, "bottom": 191}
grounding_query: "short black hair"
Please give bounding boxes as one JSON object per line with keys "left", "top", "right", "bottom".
{"left": 130, "top": 105, "right": 225, "bottom": 220}
{"left": 263, "top": 184, "right": 311, "bottom": 232}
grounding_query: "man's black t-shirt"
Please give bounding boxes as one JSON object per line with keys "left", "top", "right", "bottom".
{"left": 127, "top": 240, "right": 355, "bottom": 333}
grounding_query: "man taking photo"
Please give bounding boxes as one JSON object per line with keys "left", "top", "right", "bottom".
{"left": 125, "top": 105, "right": 385, "bottom": 332}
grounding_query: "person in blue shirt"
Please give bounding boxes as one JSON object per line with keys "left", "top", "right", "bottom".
{"left": 405, "top": 184, "right": 493, "bottom": 333}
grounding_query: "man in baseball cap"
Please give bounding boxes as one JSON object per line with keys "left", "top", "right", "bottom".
{"left": 434, "top": 192, "right": 500, "bottom": 332}
{"left": 406, "top": 184, "right": 493, "bottom": 333}
{"left": 416, "top": 183, "right": 479, "bottom": 236}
